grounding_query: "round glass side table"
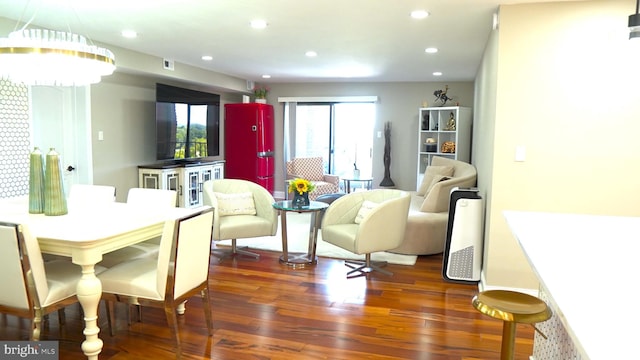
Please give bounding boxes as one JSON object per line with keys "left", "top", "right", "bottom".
{"left": 272, "top": 200, "right": 329, "bottom": 268}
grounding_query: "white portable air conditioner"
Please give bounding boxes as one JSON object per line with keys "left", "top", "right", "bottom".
{"left": 442, "top": 188, "right": 484, "bottom": 283}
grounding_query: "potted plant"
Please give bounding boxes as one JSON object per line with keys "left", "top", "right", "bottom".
{"left": 253, "top": 85, "right": 269, "bottom": 103}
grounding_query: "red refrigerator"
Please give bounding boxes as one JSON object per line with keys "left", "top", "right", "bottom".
{"left": 224, "top": 103, "right": 275, "bottom": 193}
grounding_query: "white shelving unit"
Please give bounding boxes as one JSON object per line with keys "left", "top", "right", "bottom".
{"left": 138, "top": 161, "right": 225, "bottom": 208}
{"left": 417, "top": 106, "right": 472, "bottom": 187}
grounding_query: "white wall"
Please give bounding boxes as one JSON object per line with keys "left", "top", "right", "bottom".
{"left": 478, "top": 0, "right": 640, "bottom": 290}
{"left": 90, "top": 73, "right": 240, "bottom": 201}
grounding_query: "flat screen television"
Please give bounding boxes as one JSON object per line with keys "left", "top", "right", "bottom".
{"left": 155, "top": 83, "right": 220, "bottom": 161}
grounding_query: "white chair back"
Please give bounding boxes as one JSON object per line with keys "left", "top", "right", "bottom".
{"left": 126, "top": 188, "right": 177, "bottom": 208}
{"left": 156, "top": 207, "right": 214, "bottom": 299}
{"left": 0, "top": 222, "right": 48, "bottom": 312}
{"left": 68, "top": 184, "right": 116, "bottom": 207}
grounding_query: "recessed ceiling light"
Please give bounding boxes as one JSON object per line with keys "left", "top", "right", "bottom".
{"left": 411, "top": 10, "right": 429, "bottom": 19}
{"left": 262, "top": 74, "right": 271, "bottom": 79}
{"left": 305, "top": 51, "right": 317, "bottom": 57}
{"left": 425, "top": 47, "right": 438, "bottom": 54}
{"left": 250, "top": 20, "right": 268, "bottom": 29}
{"left": 202, "top": 55, "right": 213, "bottom": 61}
{"left": 433, "top": 72, "right": 443, "bottom": 76}
{"left": 121, "top": 29, "right": 137, "bottom": 38}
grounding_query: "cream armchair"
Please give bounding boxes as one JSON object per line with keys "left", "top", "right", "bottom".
{"left": 286, "top": 157, "right": 339, "bottom": 200}
{"left": 203, "top": 179, "right": 278, "bottom": 259}
{"left": 321, "top": 189, "right": 411, "bottom": 278}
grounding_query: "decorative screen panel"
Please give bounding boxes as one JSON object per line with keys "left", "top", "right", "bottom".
{"left": 0, "top": 80, "right": 31, "bottom": 199}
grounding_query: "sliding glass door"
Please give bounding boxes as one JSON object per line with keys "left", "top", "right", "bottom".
{"left": 295, "top": 102, "right": 375, "bottom": 180}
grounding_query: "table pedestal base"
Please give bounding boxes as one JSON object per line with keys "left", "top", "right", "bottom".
{"left": 279, "top": 253, "right": 318, "bottom": 268}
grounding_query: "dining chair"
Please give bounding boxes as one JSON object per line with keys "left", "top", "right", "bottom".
{"left": 67, "top": 184, "right": 116, "bottom": 207}
{"left": 203, "top": 179, "right": 278, "bottom": 259}
{"left": 0, "top": 221, "right": 105, "bottom": 340}
{"left": 98, "top": 188, "right": 177, "bottom": 268}
{"left": 321, "top": 189, "right": 411, "bottom": 278}
{"left": 98, "top": 207, "right": 215, "bottom": 358}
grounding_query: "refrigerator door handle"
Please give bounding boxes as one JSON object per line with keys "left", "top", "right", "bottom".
{"left": 257, "top": 151, "right": 274, "bottom": 157}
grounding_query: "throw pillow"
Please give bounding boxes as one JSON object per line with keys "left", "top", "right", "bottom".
{"left": 416, "top": 165, "right": 454, "bottom": 195}
{"left": 354, "top": 200, "right": 379, "bottom": 224}
{"left": 426, "top": 175, "right": 451, "bottom": 195}
{"left": 214, "top": 192, "right": 257, "bottom": 216}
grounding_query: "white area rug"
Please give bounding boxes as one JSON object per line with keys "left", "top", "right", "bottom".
{"left": 217, "top": 212, "right": 417, "bottom": 266}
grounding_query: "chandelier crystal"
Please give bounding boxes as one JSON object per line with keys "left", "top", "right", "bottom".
{"left": 0, "top": 28, "right": 116, "bottom": 86}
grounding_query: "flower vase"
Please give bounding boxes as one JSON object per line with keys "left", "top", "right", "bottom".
{"left": 28, "top": 147, "right": 45, "bottom": 214}
{"left": 255, "top": 98, "right": 267, "bottom": 104}
{"left": 292, "top": 192, "right": 309, "bottom": 207}
{"left": 44, "top": 148, "right": 68, "bottom": 216}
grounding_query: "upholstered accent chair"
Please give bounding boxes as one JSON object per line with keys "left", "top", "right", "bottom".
{"left": 98, "top": 207, "right": 215, "bottom": 358}
{"left": 286, "top": 157, "right": 340, "bottom": 200}
{"left": 0, "top": 221, "right": 105, "bottom": 340}
{"left": 321, "top": 189, "right": 411, "bottom": 278}
{"left": 203, "top": 179, "right": 278, "bottom": 259}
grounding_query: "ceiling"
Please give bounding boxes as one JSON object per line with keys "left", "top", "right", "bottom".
{"left": 0, "top": 0, "right": 577, "bottom": 84}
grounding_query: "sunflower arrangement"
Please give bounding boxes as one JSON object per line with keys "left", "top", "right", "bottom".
{"left": 288, "top": 178, "right": 315, "bottom": 195}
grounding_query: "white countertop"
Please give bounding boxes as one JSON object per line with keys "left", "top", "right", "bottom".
{"left": 504, "top": 211, "right": 640, "bottom": 360}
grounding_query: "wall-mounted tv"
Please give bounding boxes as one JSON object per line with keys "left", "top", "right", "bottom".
{"left": 155, "top": 83, "right": 220, "bottom": 161}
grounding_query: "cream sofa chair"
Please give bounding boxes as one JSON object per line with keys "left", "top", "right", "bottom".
{"left": 389, "top": 156, "right": 477, "bottom": 255}
{"left": 321, "top": 189, "right": 410, "bottom": 278}
{"left": 203, "top": 179, "right": 278, "bottom": 259}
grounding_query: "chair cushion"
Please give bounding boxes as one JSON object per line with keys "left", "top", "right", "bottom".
{"left": 214, "top": 192, "right": 256, "bottom": 216}
{"left": 43, "top": 260, "right": 107, "bottom": 307}
{"left": 217, "top": 214, "right": 276, "bottom": 240}
{"left": 99, "top": 257, "right": 162, "bottom": 300}
{"left": 354, "top": 200, "right": 379, "bottom": 224}
{"left": 417, "top": 165, "right": 454, "bottom": 195}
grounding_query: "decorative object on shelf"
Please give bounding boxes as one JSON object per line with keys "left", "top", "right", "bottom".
{"left": 380, "top": 121, "right": 395, "bottom": 187}
{"left": 289, "top": 178, "right": 315, "bottom": 207}
{"left": 28, "top": 147, "right": 45, "bottom": 214}
{"left": 445, "top": 112, "right": 456, "bottom": 131}
{"left": 433, "top": 85, "right": 452, "bottom": 106}
{"left": 253, "top": 85, "right": 269, "bottom": 103}
{"left": 353, "top": 163, "right": 360, "bottom": 179}
{"left": 425, "top": 138, "right": 437, "bottom": 153}
{"left": 0, "top": 28, "right": 115, "bottom": 86}
{"left": 441, "top": 141, "right": 456, "bottom": 153}
{"left": 44, "top": 148, "right": 68, "bottom": 216}
{"left": 421, "top": 112, "right": 429, "bottom": 130}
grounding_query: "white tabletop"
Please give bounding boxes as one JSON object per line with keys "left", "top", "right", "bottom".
{"left": 504, "top": 211, "right": 640, "bottom": 360}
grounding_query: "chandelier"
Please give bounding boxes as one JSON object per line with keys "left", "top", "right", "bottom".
{"left": 0, "top": 28, "right": 116, "bottom": 86}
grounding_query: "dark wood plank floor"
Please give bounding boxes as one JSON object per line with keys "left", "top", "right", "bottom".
{"left": 0, "top": 250, "right": 535, "bottom": 359}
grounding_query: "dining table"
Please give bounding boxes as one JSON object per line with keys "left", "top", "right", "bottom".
{"left": 0, "top": 196, "right": 202, "bottom": 360}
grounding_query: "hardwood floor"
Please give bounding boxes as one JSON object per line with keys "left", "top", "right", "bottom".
{"left": 0, "top": 250, "right": 536, "bottom": 359}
